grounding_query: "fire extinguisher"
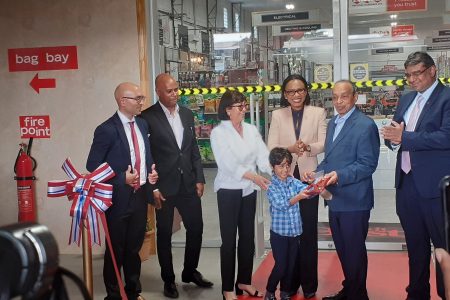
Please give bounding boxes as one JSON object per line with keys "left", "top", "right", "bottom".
{"left": 14, "top": 138, "right": 37, "bottom": 222}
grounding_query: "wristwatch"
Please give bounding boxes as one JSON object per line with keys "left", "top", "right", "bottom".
{"left": 305, "top": 145, "right": 311, "bottom": 152}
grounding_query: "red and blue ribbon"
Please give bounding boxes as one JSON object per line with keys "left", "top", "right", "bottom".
{"left": 47, "top": 158, "right": 114, "bottom": 246}
{"left": 47, "top": 158, "right": 128, "bottom": 299}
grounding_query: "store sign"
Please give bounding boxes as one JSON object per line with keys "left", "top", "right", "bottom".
{"left": 392, "top": 25, "right": 414, "bottom": 37}
{"left": 387, "top": 0, "right": 427, "bottom": 12}
{"left": 8, "top": 46, "right": 78, "bottom": 72}
{"left": 314, "top": 64, "right": 333, "bottom": 83}
{"left": 432, "top": 37, "right": 450, "bottom": 43}
{"left": 371, "top": 47, "right": 403, "bottom": 54}
{"left": 19, "top": 115, "right": 51, "bottom": 138}
{"left": 281, "top": 24, "right": 321, "bottom": 32}
{"left": 350, "top": 0, "right": 386, "bottom": 15}
{"left": 370, "top": 26, "right": 391, "bottom": 37}
{"left": 350, "top": 0, "right": 427, "bottom": 15}
{"left": 273, "top": 24, "right": 322, "bottom": 36}
{"left": 439, "top": 30, "right": 450, "bottom": 36}
{"left": 252, "top": 9, "right": 320, "bottom": 26}
{"left": 427, "top": 44, "right": 450, "bottom": 51}
{"left": 350, "top": 63, "right": 369, "bottom": 82}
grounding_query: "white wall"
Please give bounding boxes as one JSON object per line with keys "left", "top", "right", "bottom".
{"left": 0, "top": 0, "right": 141, "bottom": 254}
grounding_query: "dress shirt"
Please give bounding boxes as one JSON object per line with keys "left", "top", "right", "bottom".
{"left": 117, "top": 110, "right": 146, "bottom": 186}
{"left": 391, "top": 80, "right": 438, "bottom": 150}
{"left": 267, "top": 174, "right": 307, "bottom": 237}
{"left": 403, "top": 80, "right": 437, "bottom": 125}
{"left": 333, "top": 106, "right": 356, "bottom": 141}
{"left": 159, "top": 102, "right": 184, "bottom": 149}
{"left": 210, "top": 120, "right": 272, "bottom": 196}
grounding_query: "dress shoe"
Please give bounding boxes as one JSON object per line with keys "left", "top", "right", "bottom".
{"left": 182, "top": 270, "right": 214, "bottom": 288}
{"left": 235, "top": 283, "right": 263, "bottom": 297}
{"left": 304, "top": 291, "right": 316, "bottom": 299}
{"left": 264, "top": 291, "right": 276, "bottom": 300}
{"left": 322, "top": 289, "right": 346, "bottom": 300}
{"left": 280, "top": 291, "right": 291, "bottom": 300}
{"left": 163, "top": 282, "right": 179, "bottom": 298}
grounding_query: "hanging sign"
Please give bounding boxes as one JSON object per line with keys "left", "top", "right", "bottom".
{"left": 252, "top": 9, "right": 320, "bottom": 26}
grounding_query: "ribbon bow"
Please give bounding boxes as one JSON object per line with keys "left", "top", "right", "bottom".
{"left": 47, "top": 158, "right": 115, "bottom": 246}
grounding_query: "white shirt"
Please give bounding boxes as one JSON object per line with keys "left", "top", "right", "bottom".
{"left": 210, "top": 120, "right": 272, "bottom": 196}
{"left": 159, "top": 102, "right": 184, "bottom": 149}
{"left": 117, "top": 110, "right": 146, "bottom": 186}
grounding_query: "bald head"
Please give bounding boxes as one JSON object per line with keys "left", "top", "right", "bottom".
{"left": 114, "top": 82, "right": 144, "bottom": 119}
{"left": 114, "top": 82, "right": 140, "bottom": 105}
{"left": 155, "top": 73, "right": 179, "bottom": 111}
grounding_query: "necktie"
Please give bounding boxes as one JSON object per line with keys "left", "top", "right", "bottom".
{"left": 129, "top": 121, "right": 141, "bottom": 189}
{"left": 401, "top": 95, "right": 423, "bottom": 174}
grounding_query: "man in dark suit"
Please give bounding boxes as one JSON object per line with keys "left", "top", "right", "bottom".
{"left": 382, "top": 51, "right": 450, "bottom": 300}
{"left": 306, "top": 80, "right": 380, "bottom": 300}
{"left": 139, "top": 73, "right": 213, "bottom": 298}
{"left": 87, "top": 82, "right": 157, "bottom": 300}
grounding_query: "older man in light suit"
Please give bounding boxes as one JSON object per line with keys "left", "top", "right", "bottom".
{"left": 305, "top": 80, "right": 380, "bottom": 300}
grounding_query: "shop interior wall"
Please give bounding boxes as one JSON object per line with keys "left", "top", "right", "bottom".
{"left": 0, "top": 0, "right": 141, "bottom": 254}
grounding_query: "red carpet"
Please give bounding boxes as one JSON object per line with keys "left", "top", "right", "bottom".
{"left": 248, "top": 251, "right": 439, "bottom": 300}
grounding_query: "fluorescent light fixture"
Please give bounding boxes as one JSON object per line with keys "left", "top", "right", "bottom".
{"left": 286, "top": 4, "right": 295, "bottom": 10}
{"left": 390, "top": 14, "right": 397, "bottom": 19}
{"left": 391, "top": 22, "right": 397, "bottom": 26}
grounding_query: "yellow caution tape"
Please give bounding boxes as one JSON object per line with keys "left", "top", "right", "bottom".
{"left": 178, "top": 78, "right": 449, "bottom": 96}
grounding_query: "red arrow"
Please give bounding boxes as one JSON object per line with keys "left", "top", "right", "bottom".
{"left": 29, "top": 73, "right": 56, "bottom": 93}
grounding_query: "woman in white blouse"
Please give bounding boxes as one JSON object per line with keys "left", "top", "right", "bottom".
{"left": 211, "top": 90, "right": 271, "bottom": 300}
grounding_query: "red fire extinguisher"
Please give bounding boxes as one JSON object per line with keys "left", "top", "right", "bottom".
{"left": 14, "top": 138, "right": 37, "bottom": 222}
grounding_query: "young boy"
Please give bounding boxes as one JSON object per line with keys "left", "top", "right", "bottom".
{"left": 265, "top": 147, "right": 310, "bottom": 300}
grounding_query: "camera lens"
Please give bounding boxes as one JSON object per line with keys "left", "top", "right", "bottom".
{"left": 0, "top": 222, "right": 59, "bottom": 299}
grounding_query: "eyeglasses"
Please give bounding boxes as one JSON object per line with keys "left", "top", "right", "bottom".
{"left": 230, "top": 103, "right": 247, "bottom": 111}
{"left": 285, "top": 88, "right": 307, "bottom": 96}
{"left": 123, "top": 96, "right": 146, "bottom": 103}
{"left": 404, "top": 66, "right": 431, "bottom": 79}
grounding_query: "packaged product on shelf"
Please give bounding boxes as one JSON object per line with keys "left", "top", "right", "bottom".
{"left": 196, "top": 94, "right": 204, "bottom": 106}
{"left": 188, "top": 95, "right": 199, "bottom": 110}
{"left": 215, "top": 97, "right": 221, "bottom": 111}
{"left": 204, "top": 98, "right": 216, "bottom": 113}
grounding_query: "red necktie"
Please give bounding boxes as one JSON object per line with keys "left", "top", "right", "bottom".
{"left": 401, "top": 95, "right": 423, "bottom": 174}
{"left": 129, "top": 121, "right": 141, "bottom": 189}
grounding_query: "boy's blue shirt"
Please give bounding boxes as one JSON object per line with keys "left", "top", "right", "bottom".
{"left": 266, "top": 173, "right": 308, "bottom": 237}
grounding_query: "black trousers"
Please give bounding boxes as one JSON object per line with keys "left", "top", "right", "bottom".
{"left": 291, "top": 166, "right": 319, "bottom": 294}
{"left": 266, "top": 230, "right": 300, "bottom": 293}
{"left": 155, "top": 184, "right": 204, "bottom": 284}
{"left": 104, "top": 188, "right": 147, "bottom": 300}
{"left": 397, "top": 172, "right": 446, "bottom": 300}
{"left": 217, "top": 189, "right": 257, "bottom": 292}
{"left": 329, "top": 210, "right": 370, "bottom": 300}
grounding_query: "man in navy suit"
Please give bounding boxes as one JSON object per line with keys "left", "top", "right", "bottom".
{"left": 139, "top": 73, "right": 213, "bottom": 299}
{"left": 382, "top": 51, "right": 450, "bottom": 300}
{"left": 306, "top": 80, "right": 380, "bottom": 300}
{"left": 87, "top": 82, "right": 158, "bottom": 300}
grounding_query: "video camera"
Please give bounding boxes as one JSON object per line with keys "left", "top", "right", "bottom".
{"left": 0, "top": 222, "right": 90, "bottom": 300}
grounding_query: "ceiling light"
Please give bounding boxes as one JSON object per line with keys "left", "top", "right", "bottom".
{"left": 390, "top": 14, "right": 397, "bottom": 19}
{"left": 391, "top": 22, "right": 397, "bottom": 27}
{"left": 286, "top": 4, "right": 295, "bottom": 10}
